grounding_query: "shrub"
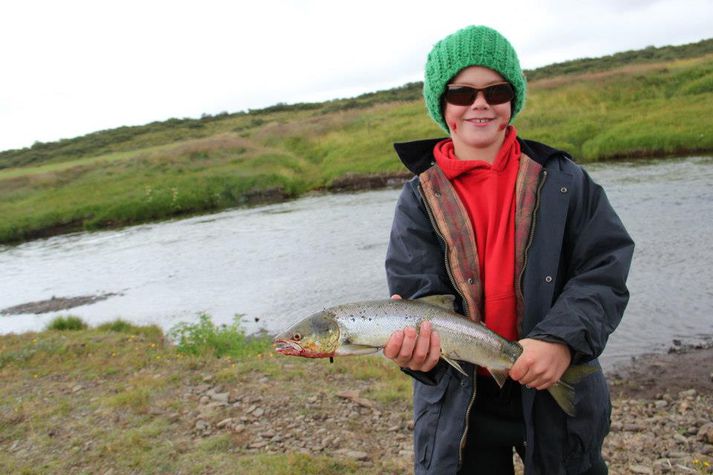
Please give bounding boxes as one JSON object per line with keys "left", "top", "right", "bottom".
{"left": 168, "top": 314, "right": 271, "bottom": 359}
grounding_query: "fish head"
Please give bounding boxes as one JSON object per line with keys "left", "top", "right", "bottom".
{"left": 273, "top": 310, "right": 340, "bottom": 358}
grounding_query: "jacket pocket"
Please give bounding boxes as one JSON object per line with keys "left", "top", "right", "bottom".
{"left": 563, "top": 363, "right": 611, "bottom": 471}
{"left": 413, "top": 371, "right": 451, "bottom": 470}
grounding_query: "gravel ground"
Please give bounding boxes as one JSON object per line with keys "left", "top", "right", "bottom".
{"left": 184, "top": 343, "right": 712, "bottom": 474}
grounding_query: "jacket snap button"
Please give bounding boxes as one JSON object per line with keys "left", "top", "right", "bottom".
{"left": 545, "top": 276, "right": 553, "bottom": 283}
{"left": 467, "top": 278, "right": 474, "bottom": 285}
{"left": 434, "top": 191, "right": 442, "bottom": 198}
{"left": 560, "top": 187, "right": 568, "bottom": 193}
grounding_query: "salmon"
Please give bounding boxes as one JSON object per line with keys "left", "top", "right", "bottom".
{"left": 274, "top": 296, "right": 596, "bottom": 416}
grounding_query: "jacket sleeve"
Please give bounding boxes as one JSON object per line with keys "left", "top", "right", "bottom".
{"left": 527, "top": 166, "right": 635, "bottom": 364}
{"left": 385, "top": 180, "right": 455, "bottom": 385}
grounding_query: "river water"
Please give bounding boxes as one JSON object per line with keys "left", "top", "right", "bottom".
{"left": 1, "top": 156, "right": 712, "bottom": 369}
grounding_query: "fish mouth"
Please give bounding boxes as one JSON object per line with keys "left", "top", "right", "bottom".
{"left": 273, "top": 339, "right": 303, "bottom": 356}
{"left": 273, "top": 339, "right": 336, "bottom": 358}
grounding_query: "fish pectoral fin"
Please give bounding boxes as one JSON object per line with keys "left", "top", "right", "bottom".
{"left": 335, "top": 344, "right": 379, "bottom": 356}
{"left": 488, "top": 368, "right": 509, "bottom": 388}
{"left": 415, "top": 294, "right": 456, "bottom": 311}
{"left": 440, "top": 355, "right": 468, "bottom": 377}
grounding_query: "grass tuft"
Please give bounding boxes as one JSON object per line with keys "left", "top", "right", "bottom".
{"left": 96, "top": 319, "right": 163, "bottom": 338}
{"left": 45, "top": 315, "right": 88, "bottom": 331}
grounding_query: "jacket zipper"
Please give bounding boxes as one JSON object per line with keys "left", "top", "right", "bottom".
{"left": 417, "top": 184, "right": 477, "bottom": 468}
{"left": 457, "top": 369, "right": 478, "bottom": 467}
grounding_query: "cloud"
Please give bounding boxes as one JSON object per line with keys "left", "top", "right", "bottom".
{"left": 0, "top": 0, "right": 711, "bottom": 152}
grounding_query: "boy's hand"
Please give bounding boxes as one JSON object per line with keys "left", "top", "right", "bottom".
{"left": 383, "top": 295, "right": 441, "bottom": 372}
{"left": 509, "top": 338, "right": 572, "bottom": 390}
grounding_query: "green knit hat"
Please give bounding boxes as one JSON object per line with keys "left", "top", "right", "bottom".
{"left": 423, "top": 25, "right": 527, "bottom": 132}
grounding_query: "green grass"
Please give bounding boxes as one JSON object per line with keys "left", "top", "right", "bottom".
{"left": 45, "top": 315, "right": 88, "bottom": 331}
{"left": 96, "top": 319, "right": 163, "bottom": 338}
{"left": 1, "top": 43, "right": 712, "bottom": 244}
{"left": 0, "top": 320, "right": 413, "bottom": 474}
{"left": 518, "top": 57, "right": 713, "bottom": 160}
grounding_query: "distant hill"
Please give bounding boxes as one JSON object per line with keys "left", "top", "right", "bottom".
{"left": 1, "top": 37, "right": 711, "bottom": 170}
{"left": 1, "top": 38, "right": 712, "bottom": 244}
{"left": 524, "top": 37, "right": 713, "bottom": 81}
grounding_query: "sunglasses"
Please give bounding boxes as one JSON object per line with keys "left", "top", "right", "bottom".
{"left": 444, "top": 83, "right": 514, "bottom": 106}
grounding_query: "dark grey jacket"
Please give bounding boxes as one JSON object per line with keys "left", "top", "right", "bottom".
{"left": 385, "top": 137, "right": 634, "bottom": 474}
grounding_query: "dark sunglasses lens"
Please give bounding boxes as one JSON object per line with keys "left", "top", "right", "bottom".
{"left": 445, "top": 87, "right": 476, "bottom": 106}
{"left": 445, "top": 84, "right": 514, "bottom": 106}
{"left": 484, "top": 84, "right": 514, "bottom": 105}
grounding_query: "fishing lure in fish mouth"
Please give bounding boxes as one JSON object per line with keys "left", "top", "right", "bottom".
{"left": 273, "top": 296, "right": 598, "bottom": 417}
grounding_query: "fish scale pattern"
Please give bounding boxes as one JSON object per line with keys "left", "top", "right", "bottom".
{"left": 332, "top": 299, "right": 520, "bottom": 370}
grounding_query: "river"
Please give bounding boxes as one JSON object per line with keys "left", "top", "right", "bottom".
{"left": 1, "top": 156, "right": 712, "bottom": 369}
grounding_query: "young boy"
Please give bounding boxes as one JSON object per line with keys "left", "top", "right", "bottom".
{"left": 384, "top": 25, "right": 634, "bottom": 474}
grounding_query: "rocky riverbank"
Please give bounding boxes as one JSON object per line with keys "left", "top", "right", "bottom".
{"left": 1, "top": 328, "right": 710, "bottom": 474}
{"left": 181, "top": 343, "right": 712, "bottom": 474}
{"left": 602, "top": 342, "right": 713, "bottom": 474}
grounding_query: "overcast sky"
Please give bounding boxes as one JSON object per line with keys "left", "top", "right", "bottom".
{"left": 1, "top": 0, "right": 712, "bottom": 153}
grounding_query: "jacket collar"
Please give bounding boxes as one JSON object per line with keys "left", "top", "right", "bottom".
{"left": 393, "top": 137, "right": 568, "bottom": 175}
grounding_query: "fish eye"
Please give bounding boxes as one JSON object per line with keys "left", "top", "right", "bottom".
{"left": 293, "top": 333, "right": 302, "bottom": 341}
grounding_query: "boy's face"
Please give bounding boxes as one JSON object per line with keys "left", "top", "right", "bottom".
{"left": 443, "top": 66, "right": 512, "bottom": 155}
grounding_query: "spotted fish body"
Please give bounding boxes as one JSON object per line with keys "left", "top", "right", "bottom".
{"left": 323, "top": 299, "right": 522, "bottom": 373}
{"left": 274, "top": 297, "right": 596, "bottom": 416}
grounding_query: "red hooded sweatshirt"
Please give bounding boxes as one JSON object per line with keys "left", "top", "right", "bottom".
{"left": 433, "top": 126, "right": 521, "bottom": 342}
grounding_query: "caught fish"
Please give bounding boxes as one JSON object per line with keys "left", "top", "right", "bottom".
{"left": 273, "top": 296, "right": 596, "bottom": 416}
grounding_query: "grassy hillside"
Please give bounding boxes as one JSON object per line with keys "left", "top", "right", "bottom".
{"left": 525, "top": 37, "right": 713, "bottom": 81}
{"left": 1, "top": 40, "right": 712, "bottom": 244}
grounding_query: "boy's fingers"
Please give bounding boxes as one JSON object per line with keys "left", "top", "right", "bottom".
{"left": 396, "top": 326, "right": 417, "bottom": 365}
{"left": 422, "top": 329, "right": 441, "bottom": 371}
{"left": 411, "top": 322, "right": 432, "bottom": 365}
{"left": 383, "top": 330, "right": 404, "bottom": 359}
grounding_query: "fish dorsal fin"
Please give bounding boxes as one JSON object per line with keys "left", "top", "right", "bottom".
{"left": 416, "top": 295, "right": 456, "bottom": 311}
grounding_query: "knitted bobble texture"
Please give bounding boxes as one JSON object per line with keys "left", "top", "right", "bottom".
{"left": 423, "top": 25, "right": 527, "bottom": 132}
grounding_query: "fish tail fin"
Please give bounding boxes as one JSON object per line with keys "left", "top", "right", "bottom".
{"left": 561, "top": 363, "right": 599, "bottom": 385}
{"left": 547, "top": 364, "right": 599, "bottom": 417}
{"left": 546, "top": 381, "right": 576, "bottom": 417}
